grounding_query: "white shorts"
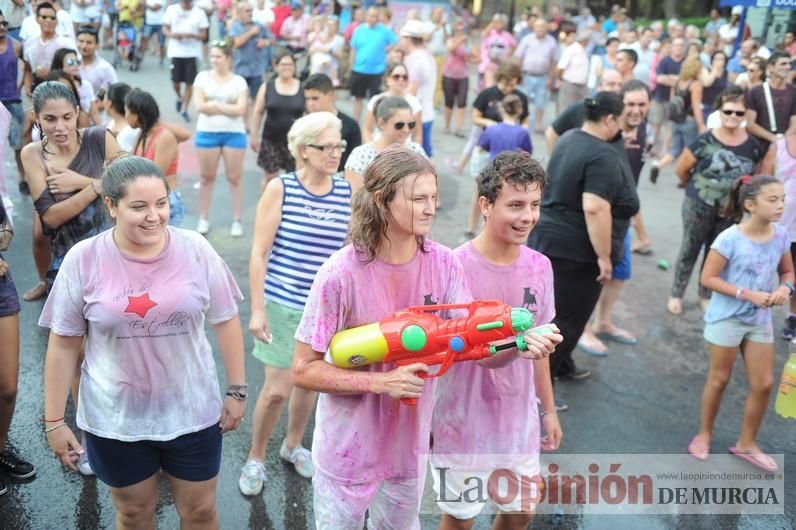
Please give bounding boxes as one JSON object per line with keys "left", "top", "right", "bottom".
{"left": 429, "top": 457, "right": 541, "bottom": 520}
{"left": 313, "top": 472, "right": 423, "bottom": 530}
{"left": 71, "top": 4, "right": 103, "bottom": 24}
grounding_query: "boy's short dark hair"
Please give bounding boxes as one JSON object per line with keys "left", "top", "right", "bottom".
{"left": 37, "top": 2, "right": 56, "bottom": 15}
{"left": 303, "top": 73, "right": 334, "bottom": 94}
{"left": 478, "top": 150, "right": 547, "bottom": 204}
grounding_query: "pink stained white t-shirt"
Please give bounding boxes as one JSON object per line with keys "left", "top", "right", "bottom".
{"left": 39, "top": 227, "right": 243, "bottom": 442}
{"left": 294, "top": 240, "right": 472, "bottom": 485}
{"left": 432, "top": 242, "right": 555, "bottom": 470}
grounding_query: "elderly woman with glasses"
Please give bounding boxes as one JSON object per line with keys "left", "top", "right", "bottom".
{"left": 667, "top": 86, "right": 764, "bottom": 315}
{"left": 238, "top": 112, "right": 352, "bottom": 496}
{"left": 192, "top": 36, "right": 249, "bottom": 237}
{"left": 345, "top": 96, "right": 426, "bottom": 192}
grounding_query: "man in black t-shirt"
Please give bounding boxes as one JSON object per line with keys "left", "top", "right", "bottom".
{"left": 303, "top": 73, "right": 363, "bottom": 172}
{"left": 745, "top": 51, "right": 796, "bottom": 156}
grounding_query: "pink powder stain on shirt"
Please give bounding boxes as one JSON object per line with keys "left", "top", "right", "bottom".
{"left": 432, "top": 242, "right": 555, "bottom": 468}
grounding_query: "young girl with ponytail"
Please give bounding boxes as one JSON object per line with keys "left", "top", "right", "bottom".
{"left": 689, "top": 175, "right": 793, "bottom": 472}
{"left": 291, "top": 146, "right": 470, "bottom": 529}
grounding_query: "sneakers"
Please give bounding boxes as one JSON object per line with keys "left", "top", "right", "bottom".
{"left": 554, "top": 367, "right": 592, "bottom": 381}
{"left": 238, "top": 459, "right": 266, "bottom": 496}
{"left": 279, "top": 440, "right": 314, "bottom": 478}
{"left": 782, "top": 316, "right": 796, "bottom": 340}
{"left": 196, "top": 218, "right": 210, "bottom": 235}
{"left": 230, "top": 220, "right": 243, "bottom": 237}
{"left": 180, "top": 111, "right": 190, "bottom": 123}
{"left": 76, "top": 451, "right": 94, "bottom": 476}
{"left": 0, "top": 449, "right": 36, "bottom": 479}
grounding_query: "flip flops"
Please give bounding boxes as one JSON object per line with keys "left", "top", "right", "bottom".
{"left": 729, "top": 446, "right": 778, "bottom": 473}
{"left": 687, "top": 435, "right": 709, "bottom": 461}
{"left": 631, "top": 245, "right": 653, "bottom": 256}
{"left": 595, "top": 329, "right": 638, "bottom": 345}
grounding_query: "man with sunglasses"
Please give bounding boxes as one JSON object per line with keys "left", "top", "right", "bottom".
{"left": 19, "top": 0, "right": 75, "bottom": 43}
{"left": 162, "top": 0, "right": 209, "bottom": 122}
{"left": 21, "top": 2, "right": 75, "bottom": 96}
{"left": 76, "top": 25, "right": 116, "bottom": 94}
{"left": 0, "top": 0, "right": 24, "bottom": 41}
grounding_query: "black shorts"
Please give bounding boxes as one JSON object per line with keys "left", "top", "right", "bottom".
{"left": 790, "top": 243, "right": 796, "bottom": 269}
{"left": 170, "top": 57, "right": 198, "bottom": 84}
{"left": 85, "top": 424, "right": 222, "bottom": 488}
{"left": 349, "top": 71, "right": 382, "bottom": 99}
{"left": 442, "top": 76, "right": 468, "bottom": 108}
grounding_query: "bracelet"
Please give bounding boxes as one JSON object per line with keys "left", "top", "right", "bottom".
{"left": 226, "top": 383, "right": 248, "bottom": 391}
{"left": 226, "top": 390, "right": 248, "bottom": 401}
{"left": 736, "top": 287, "right": 746, "bottom": 301}
{"left": 43, "top": 416, "right": 64, "bottom": 423}
{"left": 539, "top": 409, "right": 557, "bottom": 418}
{"left": 44, "top": 423, "right": 67, "bottom": 434}
{"left": 783, "top": 282, "right": 795, "bottom": 295}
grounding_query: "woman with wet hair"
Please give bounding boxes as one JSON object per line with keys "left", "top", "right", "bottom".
{"left": 41, "top": 154, "right": 246, "bottom": 528}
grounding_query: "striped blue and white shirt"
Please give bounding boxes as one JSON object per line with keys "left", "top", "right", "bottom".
{"left": 265, "top": 172, "right": 352, "bottom": 310}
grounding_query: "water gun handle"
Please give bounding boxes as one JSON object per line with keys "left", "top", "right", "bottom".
{"left": 396, "top": 349, "right": 457, "bottom": 406}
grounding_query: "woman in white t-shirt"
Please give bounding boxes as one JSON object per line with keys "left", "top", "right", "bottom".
{"left": 362, "top": 62, "right": 423, "bottom": 144}
{"left": 193, "top": 38, "right": 249, "bottom": 237}
{"left": 41, "top": 155, "right": 246, "bottom": 529}
{"left": 103, "top": 82, "right": 140, "bottom": 152}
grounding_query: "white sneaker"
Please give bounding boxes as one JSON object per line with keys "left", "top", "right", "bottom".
{"left": 230, "top": 220, "right": 243, "bottom": 237}
{"left": 196, "top": 218, "right": 210, "bottom": 235}
{"left": 279, "top": 440, "right": 313, "bottom": 478}
{"left": 77, "top": 451, "right": 94, "bottom": 476}
{"left": 238, "top": 459, "right": 266, "bottom": 496}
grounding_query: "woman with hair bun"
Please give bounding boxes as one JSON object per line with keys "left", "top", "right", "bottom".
{"left": 41, "top": 155, "right": 246, "bottom": 528}
{"left": 528, "top": 91, "right": 639, "bottom": 385}
{"left": 292, "top": 146, "right": 470, "bottom": 528}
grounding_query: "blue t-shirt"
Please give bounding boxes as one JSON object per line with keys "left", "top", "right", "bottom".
{"left": 478, "top": 123, "right": 532, "bottom": 158}
{"left": 350, "top": 23, "right": 398, "bottom": 75}
{"left": 726, "top": 54, "right": 746, "bottom": 74}
{"left": 704, "top": 224, "right": 790, "bottom": 326}
{"left": 229, "top": 20, "right": 271, "bottom": 78}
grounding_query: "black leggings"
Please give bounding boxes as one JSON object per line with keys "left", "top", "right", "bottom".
{"left": 549, "top": 257, "right": 603, "bottom": 378}
{"left": 442, "top": 76, "right": 468, "bottom": 108}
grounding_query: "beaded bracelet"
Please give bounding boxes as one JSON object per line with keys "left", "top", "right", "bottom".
{"left": 44, "top": 423, "right": 67, "bottom": 434}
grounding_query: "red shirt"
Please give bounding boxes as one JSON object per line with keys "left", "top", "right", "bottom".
{"left": 344, "top": 21, "right": 360, "bottom": 44}
{"left": 271, "top": 5, "right": 291, "bottom": 38}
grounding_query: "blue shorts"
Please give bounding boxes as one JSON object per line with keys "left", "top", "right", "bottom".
{"left": 142, "top": 24, "right": 165, "bottom": 45}
{"left": 194, "top": 131, "right": 247, "bottom": 149}
{"left": 3, "top": 101, "right": 24, "bottom": 148}
{"left": 0, "top": 264, "right": 20, "bottom": 318}
{"left": 703, "top": 317, "right": 774, "bottom": 347}
{"left": 85, "top": 424, "right": 222, "bottom": 488}
{"left": 168, "top": 190, "right": 185, "bottom": 227}
{"left": 522, "top": 74, "right": 549, "bottom": 108}
{"left": 613, "top": 231, "right": 632, "bottom": 281}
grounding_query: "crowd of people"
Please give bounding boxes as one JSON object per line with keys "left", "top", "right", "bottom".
{"left": 0, "top": 0, "right": 795, "bottom": 527}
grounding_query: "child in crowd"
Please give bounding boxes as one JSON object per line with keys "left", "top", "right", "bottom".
{"left": 432, "top": 150, "right": 562, "bottom": 530}
{"left": 690, "top": 175, "right": 793, "bottom": 473}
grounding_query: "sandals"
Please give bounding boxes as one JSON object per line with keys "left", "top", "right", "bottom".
{"left": 23, "top": 281, "right": 47, "bottom": 302}
{"left": 631, "top": 244, "right": 653, "bottom": 256}
{"left": 687, "top": 435, "right": 709, "bottom": 461}
{"left": 729, "top": 446, "right": 778, "bottom": 473}
{"left": 595, "top": 328, "right": 638, "bottom": 345}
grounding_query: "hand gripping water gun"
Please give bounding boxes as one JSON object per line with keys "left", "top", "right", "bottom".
{"left": 329, "top": 300, "right": 549, "bottom": 404}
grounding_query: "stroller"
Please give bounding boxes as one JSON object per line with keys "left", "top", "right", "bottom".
{"left": 113, "top": 21, "right": 142, "bottom": 71}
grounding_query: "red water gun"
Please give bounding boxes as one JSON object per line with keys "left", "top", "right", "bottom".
{"left": 329, "top": 300, "right": 547, "bottom": 404}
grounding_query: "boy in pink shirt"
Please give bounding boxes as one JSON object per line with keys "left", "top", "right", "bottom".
{"left": 431, "top": 151, "right": 563, "bottom": 529}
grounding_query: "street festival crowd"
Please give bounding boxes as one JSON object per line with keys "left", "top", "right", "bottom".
{"left": 0, "top": 0, "right": 795, "bottom": 527}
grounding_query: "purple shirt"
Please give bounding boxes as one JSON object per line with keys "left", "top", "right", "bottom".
{"left": 514, "top": 32, "right": 559, "bottom": 76}
{"left": 479, "top": 122, "right": 532, "bottom": 157}
{"left": 442, "top": 42, "right": 471, "bottom": 80}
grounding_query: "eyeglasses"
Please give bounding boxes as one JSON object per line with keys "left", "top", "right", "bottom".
{"left": 721, "top": 109, "right": 745, "bottom": 117}
{"left": 394, "top": 121, "right": 416, "bottom": 130}
{"left": 391, "top": 74, "right": 408, "bottom": 81}
{"left": 65, "top": 57, "right": 80, "bottom": 66}
{"left": 38, "top": 14, "right": 56, "bottom": 20}
{"left": 78, "top": 25, "right": 99, "bottom": 36}
{"left": 307, "top": 141, "right": 347, "bottom": 154}
{"left": 211, "top": 39, "right": 229, "bottom": 48}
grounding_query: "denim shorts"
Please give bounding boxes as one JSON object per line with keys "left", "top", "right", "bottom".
{"left": 168, "top": 190, "right": 185, "bottom": 227}
{"left": 669, "top": 118, "right": 698, "bottom": 158}
{"left": 422, "top": 121, "right": 433, "bottom": 157}
{"left": 194, "top": 131, "right": 247, "bottom": 149}
{"left": 142, "top": 24, "right": 165, "bottom": 45}
{"left": 0, "top": 263, "right": 20, "bottom": 318}
{"left": 85, "top": 424, "right": 222, "bottom": 488}
{"left": 613, "top": 231, "right": 632, "bottom": 281}
{"left": 703, "top": 317, "right": 774, "bottom": 347}
{"left": 522, "top": 74, "right": 549, "bottom": 108}
{"left": 3, "top": 101, "right": 24, "bottom": 148}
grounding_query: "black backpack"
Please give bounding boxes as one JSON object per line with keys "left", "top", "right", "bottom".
{"left": 668, "top": 81, "right": 692, "bottom": 124}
